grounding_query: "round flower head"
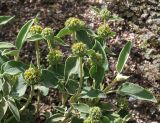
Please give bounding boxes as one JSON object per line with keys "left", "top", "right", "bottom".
{"left": 47, "top": 49, "right": 63, "bottom": 65}
{"left": 97, "top": 24, "right": 111, "bottom": 38}
{"left": 24, "top": 67, "right": 40, "bottom": 85}
{"left": 65, "top": 17, "right": 85, "bottom": 31}
{"left": 72, "top": 42, "right": 87, "bottom": 57}
{"left": 100, "top": 8, "right": 111, "bottom": 20}
{"left": 30, "top": 25, "right": 43, "bottom": 34}
{"left": 42, "top": 27, "right": 53, "bottom": 37}
{"left": 90, "top": 52, "right": 103, "bottom": 65}
{"left": 89, "top": 107, "right": 102, "bottom": 122}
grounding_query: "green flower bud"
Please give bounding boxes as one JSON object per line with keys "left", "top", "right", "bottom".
{"left": 90, "top": 52, "right": 103, "bottom": 65}
{"left": 65, "top": 17, "right": 85, "bottom": 31}
{"left": 100, "top": 8, "right": 111, "bottom": 20}
{"left": 47, "top": 49, "right": 63, "bottom": 65}
{"left": 72, "top": 42, "right": 87, "bottom": 57}
{"left": 42, "top": 27, "right": 53, "bottom": 37}
{"left": 89, "top": 107, "right": 102, "bottom": 122}
{"left": 84, "top": 117, "right": 92, "bottom": 123}
{"left": 97, "top": 24, "right": 111, "bottom": 38}
{"left": 24, "top": 67, "right": 40, "bottom": 85}
{"left": 30, "top": 25, "right": 43, "bottom": 34}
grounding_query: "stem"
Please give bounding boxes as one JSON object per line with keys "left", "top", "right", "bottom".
{"left": 14, "top": 51, "right": 20, "bottom": 61}
{"left": 61, "top": 107, "right": 73, "bottom": 123}
{"left": 35, "top": 41, "right": 41, "bottom": 113}
{"left": 77, "top": 57, "right": 83, "bottom": 96}
{"left": 5, "top": 85, "right": 34, "bottom": 123}
{"left": 47, "top": 40, "right": 52, "bottom": 51}
{"left": 103, "top": 78, "right": 117, "bottom": 93}
{"left": 35, "top": 41, "right": 40, "bottom": 69}
{"left": 72, "top": 32, "right": 76, "bottom": 41}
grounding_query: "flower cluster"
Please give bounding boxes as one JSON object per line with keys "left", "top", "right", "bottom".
{"left": 72, "top": 42, "right": 87, "bottom": 57}
{"left": 24, "top": 67, "right": 41, "bottom": 85}
{"left": 65, "top": 17, "right": 85, "bottom": 31}
{"left": 41, "top": 27, "right": 53, "bottom": 37}
{"left": 47, "top": 49, "right": 63, "bottom": 65}
{"left": 84, "top": 107, "right": 102, "bottom": 123}
{"left": 97, "top": 24, "right": 111, "bottom": 38}
{"left": 30, "top": 25, "right": 43, "bottom": 34}
{"left": 100, "top": 8, "right": 111, "bottom": 20}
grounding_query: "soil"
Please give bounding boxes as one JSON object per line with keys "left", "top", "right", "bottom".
{"left": 0, "top": 0, "right": 159, "bottom": 123}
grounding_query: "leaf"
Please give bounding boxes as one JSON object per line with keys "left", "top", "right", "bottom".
{"left": 81, "top": 87, "right": 106, "bottom": 99}
{"left": 11, "top": 74, "right": 27, "bottom": 97}
{"left": 72, "top": 103, "right": 90, "bottom": 113}
{"left": 0, "top": 16, "right": 14, "bottom": 25}
{"left": 2, "top": 61, "right": 27, "bottom": 75}
{"left": 2, "top": 49, "right": 19, "bottom": 56}
{"left": 0, "top": 98, "right": 8, "bottom": 121}
{"left": 92, "top": 40, "right": 108, "bottom": 71}
{"left": 101, "top": 116, "right": 110, "bottom": 123}
{"left": 53, "top": 36, "right": 68, "bottom": 46}
{"left": 46, "top": 113, "right": 65, "bottom": 123}
{"left": 41, "top": 69, "right": 58, "bottom": 88}
{"left": 0, "top": 42, "right": 15, "bottom": 49}
{"left": 64, "top": 56, "right": 79, "bottom": 80}
{"left": 71, "top": 117, "right": 83, "bottom": 123}
{"left": 118, "top": 82, "right": 157, "bottom": 103}
{"left": 56, "top": 27, "right": 73, "bottom": 37}
{"left": 27, "top": 33, "right": 43, "bottom": 42}
{"left": 65, "top": 79, "right": 79, "bottom": 95}
{"left": 116, "top": 41, "right": 132, "bottom": 73}
{"left": 89, "top": 65, "right": 105, "bottom": 88}
{"left": 0, "top": 54, "right": 8, "bottom": 67}
{"left": 76, "top": 30, "right": 93, "bottom": 48}
{"left": 34, "top": 85, "right": 49, "bottom": 96}
{"left": 16, "top": 19, "right": 34, "bottom": 50}
{"left": 2, "top": 81, "right": 11, "bottom": 96}
{"left": 48, "top": 64, "right": 64, "bottom": 76}
{"left": 7, "top": 97, "right": 20, "bottom": 121}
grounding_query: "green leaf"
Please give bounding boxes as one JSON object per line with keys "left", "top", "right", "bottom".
{"left": 92, "top": 40, "right": 108, "bottom": 71}
{"left": 64, "top": 56, "right": 79, "bottom": 80}
{"left": 27, "top": 33, "right": 43, "bottom": 42}
{"left": 7, "top": 97, "right": 20, "bottom": 121}
{"left": 118, "top": 82, "right": 157, "bottom": 103}
{"left": 48, "top": 64, "right": 64, "bottom": 76}
{"left": 53, "top": 36, "right": 68, "bottom": 46}
{"left": 72, "top": 103, "right": 90, "bottom": 113}
{"left": 116, "top": 41, "right": 132, "bottom": 73}
{"left": 46, "top": 113, "right": 65, "bottom": 123}
{"left": 2, "top": 61, "right": 27, "bottom": 75}
{"left": 0, "top": 16, "right": 14, "bottom": 25}
{"left": 89, "top": 65, "right": 105, "bottom": 88}
{"left": 0, "top": 98, "right": 8, "bottom": 121}
{"left": 2, "top": 81, "right": 11, "bottom": 96}
{"left": 71, "top": 117, "right": 83, "bottom": 123}
{"left": 11, "top": 74, "right": 27, "bottom": 97}
{"left": 98, "top": 102, "right": 113, "bottom": 111}
{"left": 0, "top": 79, "right": 2, "bottom": 91}
{"left": 76, "top": 30, "right": 93, "bottom": 48}
{"left": 0, "top": 42, "right": 15, "bottom": 49}
{"left": 41, "top": 69, "right": 58, "bottom": 88}
{"left": 2, "top": 49, "right": 19, "bottom": 56}
{"left": 101, "top": 116, "right": 110, "bottom": 123}
{"left": 34, "top": 85, "right": 49, "bottom": 96}
{"left": 0, "top": 54, "right": 8, "bottom": 67}
{"left": 81, "top": 87, "right": 106, "bottom": 99}
{"left": 16, "top": 19, "right": 34, "bottom": 50}
{"left": 56, "top": 27, "right": 73, "bottom": 38}
{"left": 65, "top": 79, "right": 79, "bottom": 95}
